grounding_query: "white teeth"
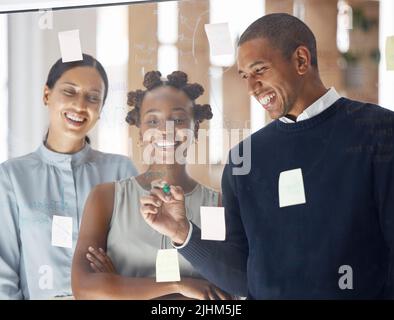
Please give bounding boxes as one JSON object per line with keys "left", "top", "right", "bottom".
{"left": 156, "top": 141, "right": 176, "bottom": 147}
{"left": 259, "top": 93, "right": 276, "bottom": 106}
{"left": 65, "top": 113, "right": 85, "bottom": 123}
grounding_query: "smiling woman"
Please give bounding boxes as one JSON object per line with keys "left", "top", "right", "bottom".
{"left": 0, "top": 54, "right": 138, "bottom": 300}
{"left": 70, "top": 70, "right": 234, "bottom": 300}
{"left": 43, "top": 54, "right": 109, "bottom": 152}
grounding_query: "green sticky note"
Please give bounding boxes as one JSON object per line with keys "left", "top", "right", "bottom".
{"left": 386, "top": 36, "right": 394, "bottom": 71}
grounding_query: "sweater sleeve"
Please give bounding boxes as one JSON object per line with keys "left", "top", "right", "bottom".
{"left": 372, "top": 111, "right": 394, "bottom": 298}
{"left": 178, "top": 158, "right": 249, "bottom": 296}
{"left": 0, "top": 165, "right": 23, "bottom": 299}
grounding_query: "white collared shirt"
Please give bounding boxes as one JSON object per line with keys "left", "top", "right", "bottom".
{"left": 279, "top": 87, "right": 341, "bottom": 123}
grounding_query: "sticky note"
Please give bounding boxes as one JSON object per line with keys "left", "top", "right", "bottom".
{"left": 204, "top": 23, "right": 234, "bottom": 56}
{"left": 200, "top": 206, "right": 226, "bottom": 241}
{"left": 51, "top": 215, "right": 73, "bottom": 248}
{"left": 156, "top": 249, "right": 181, "bottom": 282}
{"left": 278, "top": 168, "right": 306, "bottom": 208}
{"left": 58, "top": 30, "right": 83, "bottom": 63}
{"left": 386, "top": 36, "right": 394, "bottom": 71}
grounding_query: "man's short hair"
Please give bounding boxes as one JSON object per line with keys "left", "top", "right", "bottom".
{"left": 238, "top": 13, "right": 318, "bottom": 68}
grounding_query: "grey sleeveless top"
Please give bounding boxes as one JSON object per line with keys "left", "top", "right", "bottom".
{"left": 107, "top": 177, "right": 220, "bottom": 279}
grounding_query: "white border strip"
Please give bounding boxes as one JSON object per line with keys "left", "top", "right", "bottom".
{"left": 0, "top": 0, "right": 161, "bottom": 13}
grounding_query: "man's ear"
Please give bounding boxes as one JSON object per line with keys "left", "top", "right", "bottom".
{"left": 43, "top": 85, "right": 51, "bottom": 107}
{"left": 293, "top": 46, "right": 311, "bottom": 75}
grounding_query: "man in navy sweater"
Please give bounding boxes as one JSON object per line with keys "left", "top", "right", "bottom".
{"left": 141, "top": 13, "right": 394, "bottom": 299}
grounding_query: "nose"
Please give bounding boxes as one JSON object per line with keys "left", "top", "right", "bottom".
{"left": 247, "top": 75, "right": 262, "bottom": 96}
{"left": 159, "top": 120, "right": 176, "bottom": 140}
{"left": 73, "top": 94, "right": 88, "bottom": 112}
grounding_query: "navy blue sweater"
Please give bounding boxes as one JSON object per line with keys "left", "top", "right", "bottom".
{"left": 179, "top": 97, "right": 394, "bottom": 299}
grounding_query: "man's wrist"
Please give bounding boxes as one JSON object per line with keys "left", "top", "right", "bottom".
{"left": 172, "top": 221, "right": 193, "bottom": 249}
{"left": 172, "top": 219, "right": 190, "bottom": 245}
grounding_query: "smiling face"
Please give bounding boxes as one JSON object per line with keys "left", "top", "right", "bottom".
{"left": 43, "top": 66, "right": 105, "bottom": 142}
{"left": 237, "top": 37, "right": 303, "bottom": 120}
{"left": 139, "top": 85, "right": 195, "bottom": 164}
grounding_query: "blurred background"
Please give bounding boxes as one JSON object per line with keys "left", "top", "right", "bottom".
{"left": 0, "top": 0, "right": 394, "bottom": 190}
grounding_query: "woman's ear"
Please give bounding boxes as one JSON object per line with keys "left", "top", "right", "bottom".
{"left": 137, "top": 131, "right": 145, "bottom": 148}
{"left": 43, "top": 85, "right": 51, "bottom": 107}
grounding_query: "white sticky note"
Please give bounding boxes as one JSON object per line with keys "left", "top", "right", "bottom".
{"left": 156, "top": 249, "right": 181, "bottom": 282}
{"left": 386, "top": 36, "right": 394, "bottom": 71}
{"left": 51, "top": 215, "right": 73, "bottom": 248}
{"left": 278, "top": 168, "right": 306, "bottom": 208}
{"left": 204, "top": 23, "right": 234, "bottom": 56}
{"left": 58, "top": 30, "right": 83, "bottom": 63}
{"left": 200, "top": 206, "right": 226, "bottom": 241}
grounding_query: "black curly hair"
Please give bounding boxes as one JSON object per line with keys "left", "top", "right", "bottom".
{"left": 126, "top": 71, "right": 213, "bottom": 137}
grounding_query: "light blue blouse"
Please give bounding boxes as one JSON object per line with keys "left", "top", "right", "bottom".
{"left": 0, "top": 143, "right": 138, "bottom": 299}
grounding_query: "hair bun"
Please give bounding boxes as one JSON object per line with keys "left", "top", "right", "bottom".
{"left": 194, "top": 104, "right": 213, "bottom": 122}
{"left": 167, "top": 71, "right": 188, "bottom": 88}
{"left": 125, "top": 108, "right": 140, "bottom": 126}
{"left": 143, "top": 71, "right": 163, "bottom": 90}
{"left": 127, "top": 89, "right": 145, "bottom": 106}
{"left": 183, "top": 83, "right": 204, "bottom": 100}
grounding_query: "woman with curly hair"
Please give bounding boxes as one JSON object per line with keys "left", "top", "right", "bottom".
{"left": 72, "top": 71, "right": 232, "bottom": 300}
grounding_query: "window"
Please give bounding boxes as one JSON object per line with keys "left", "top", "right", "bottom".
{"left": 96, "top": 6, "right": 129, "bottom": 155}
{"left": 209, "top": 0, "right": 265, "bottom": 162}
{"left": 293, "top": 0, "right": 305, "bottom": 22}
{"left": 209, "top": 66, "right": 223, "bottom": 164}
{"left": 157, "top": 1, "right": 178, "bottom": 75}
{"left": 337, "top": 0, "right": 352, "bottom": 53}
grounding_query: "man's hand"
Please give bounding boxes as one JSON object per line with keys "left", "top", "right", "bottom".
{"left": 140, "top": 180, "right": 190, "bottom": 245}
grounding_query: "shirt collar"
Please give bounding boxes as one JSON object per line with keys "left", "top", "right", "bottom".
{"left": 37, "top": 141, "right": 92, "bottom": 167}
{"left": 279, "top": 87, "right": 341, "bottom": 123}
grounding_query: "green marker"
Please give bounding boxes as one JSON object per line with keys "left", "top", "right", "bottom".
{"left": 162, "top": 183, "right": 170, "bottom": 194}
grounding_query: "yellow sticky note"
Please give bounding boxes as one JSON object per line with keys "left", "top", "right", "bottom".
{"left": 156, "top": 249, "right": 181, "bottom": 282}
{"left": 386, "top": 36, "right": 394, "bottom": 71}
{"left": 278, "top": 168, "right": 306, "bottom": 208}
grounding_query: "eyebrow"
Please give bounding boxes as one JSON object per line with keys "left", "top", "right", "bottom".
{"left": 61, "top": 82, "right": 101, "bottom": 93}
{"left": 172, "top": 107, "right": 188, "bottom": 112}
{"left": 145, "top": 107, "right": 188, "bottom": 114}
{"left": 145, "top": 108, "right": 161, "bottom": 114}
{"left": 238, "top": 61, "right": 266, "bottom": 74}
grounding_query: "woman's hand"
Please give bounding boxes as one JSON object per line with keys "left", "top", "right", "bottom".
{"left": 140, "top": 180, "right": 190, "bottom": 244}
{"left": 86, "top": 246, "right": 117, "bottom": 274}
{"left": 176, "top": 278, "right": 234, "bottom": 300}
